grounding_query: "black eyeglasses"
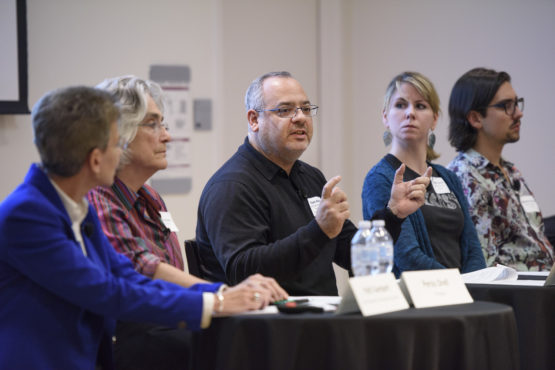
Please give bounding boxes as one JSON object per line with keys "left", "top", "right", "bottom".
{"left": 256, "top": 105, "right": 318, "bottom": 118}
{"left": 485, "top": 97, "right": 524, "bottom": 116}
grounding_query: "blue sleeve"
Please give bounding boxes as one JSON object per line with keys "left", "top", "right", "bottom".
{"left": 445, "top": 170, "right": 487, "bottom": 272}
{"left": 189, "top": 282, "right": 222, "bottom": 293}
{"left": 362, "top": 166, "right": 393, "bottom": 221}
{"left": 1, "top": 195, "right": 206, "bottom": 331}
{"left": 362, "top": 164, "right": 444, "bottom": 276}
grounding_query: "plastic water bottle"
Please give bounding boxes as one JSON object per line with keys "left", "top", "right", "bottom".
{"left": 351, "top": 221, "right": 379, "bottom": 277}
{"left": 367, "top": 219, "right": 394, "bottom": 274}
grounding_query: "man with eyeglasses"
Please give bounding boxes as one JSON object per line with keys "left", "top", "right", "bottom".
{"left": 447, "top": 67, "right": 553, "bottom": 271}
{"left": 196, "top": 71, "right": 431, "bottom": 296}
{"left": 87, "top": 76, "right": 287, "bottom": 370}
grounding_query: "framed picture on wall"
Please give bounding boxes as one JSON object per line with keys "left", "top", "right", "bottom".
{"left": 0, "top": 0, "right": 29, "bottom": 114}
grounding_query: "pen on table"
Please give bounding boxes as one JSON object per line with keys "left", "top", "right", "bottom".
{"left": 272, "top": 298, "right": 310, "bottom": 305}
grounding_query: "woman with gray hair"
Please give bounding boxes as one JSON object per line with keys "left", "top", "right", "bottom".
{"left": 88, "top": 76, "right": 287, "bottom": 370}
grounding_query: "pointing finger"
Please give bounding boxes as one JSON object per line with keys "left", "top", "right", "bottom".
{"left": 393, "top": 164, "right": 406, "bottom": 185}
{"left": 321, "top": 175, "right": 342, "bottom": 199}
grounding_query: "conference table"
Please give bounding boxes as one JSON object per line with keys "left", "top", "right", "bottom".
{"left": 192, "top": 301, "right": 518, "bottom": 370}
{"left": 467, "top": 273, "right": 555, "bottom": 370}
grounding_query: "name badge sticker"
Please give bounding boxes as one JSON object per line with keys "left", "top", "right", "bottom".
{"left": 431, "top": 177, "right": 450, "bottom": 194}
{"left": 520, "top": 195, "right": 540, "bottom": 213}
{"left": 159, "top": 211, "right": 179, "bottom": 232}
{"left": 307, "top": 196, "right": 321, "bottom": 217}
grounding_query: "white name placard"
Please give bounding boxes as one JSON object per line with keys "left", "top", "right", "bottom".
{"left": 348, "top": 273, "right": 409, "bottom": 316}
{"left": 399, "top": 269, "right": 473, "bottom": 308}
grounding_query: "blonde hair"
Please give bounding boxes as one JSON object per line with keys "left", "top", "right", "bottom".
{"left": 383, "top": 71, "right": 441, "bottom": 161}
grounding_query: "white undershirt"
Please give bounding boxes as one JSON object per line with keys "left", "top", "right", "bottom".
{"left": 48, "top": 178, "right": 89, "bottom": 256}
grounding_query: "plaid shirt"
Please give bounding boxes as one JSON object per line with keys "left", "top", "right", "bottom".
{"left": 448, "top": 149, "right": 553, "bottom": 271}
{"left": 88, "top": 177, "right": 183, "bottom": 277}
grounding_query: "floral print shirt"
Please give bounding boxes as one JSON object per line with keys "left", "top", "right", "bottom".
{"left": 448, "top": 149, "right": 553, "bottom": 271}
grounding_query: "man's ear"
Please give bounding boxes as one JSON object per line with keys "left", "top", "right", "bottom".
{"left": 247, "top": 109, "right": 260, "bottom": 132}
{"left": 467, "top": 111, "right": 483, "bottom": 130}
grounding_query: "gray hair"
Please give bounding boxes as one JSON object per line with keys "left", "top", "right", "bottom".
{"left": 32, "top": 86, "right": 120, "bottom": 177}
{"left": 244, "top": 71, "right": 293, "bottom": 111}
{"left": 96, "top": 76, "right": 165, "bottom": 167}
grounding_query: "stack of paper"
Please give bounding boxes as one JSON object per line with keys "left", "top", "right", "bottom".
{"left": 462, "top": 265, "right": 518, "bottom": 284}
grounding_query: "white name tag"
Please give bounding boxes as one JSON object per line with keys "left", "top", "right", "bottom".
{"left": 520, "top": 195, "right": 540, "bottom": 213}
{"left": 399, "top": 269, "right": 473, "bottom": 308}
{"left": 348, "top": 273, "right": 409, "bottom": 316}
{"left": 307, "top": 196, "right": 321, "bottom": 217}
{"left": 159, "top": 211, "right": 179, "bottom": 232}
{"left": 431, "top": 177, "right": 450, "bottom": 194}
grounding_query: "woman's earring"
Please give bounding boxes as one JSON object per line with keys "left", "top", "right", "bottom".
{"left": 383, "top": 130, "right": 392, "bottom": 146}
{"left": 428, "top": 130, "right": 436, "bottom": 149}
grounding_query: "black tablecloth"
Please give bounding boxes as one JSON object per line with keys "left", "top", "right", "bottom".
{"left": 467, "top": 283, "right": 555, "bottom": 370}
{"left": 193, "top": 301, "right": 518, "bottom": 370}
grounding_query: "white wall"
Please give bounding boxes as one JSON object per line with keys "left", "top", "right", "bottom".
{"left": 0, "top": 0, "right": 319, "bottom": 245}
{"left": 321, "top": 0, "right": 555, "bottom": 224}
{"left": 0, "top": 0, "right": 553, "bottom": 251}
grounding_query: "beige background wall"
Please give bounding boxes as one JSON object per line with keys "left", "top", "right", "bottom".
{"left": 1, "top": 0, "right": 553, "bottom": 250}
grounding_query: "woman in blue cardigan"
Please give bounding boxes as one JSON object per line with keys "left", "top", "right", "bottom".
{"left": 362, "top": 71, "right": 485, "bottom": 277}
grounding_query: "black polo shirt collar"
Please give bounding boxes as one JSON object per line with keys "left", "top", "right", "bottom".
{"left": 238, "top": 137, "right": 305, "bottom": 181}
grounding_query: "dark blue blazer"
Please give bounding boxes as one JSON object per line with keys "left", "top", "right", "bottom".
{"left": 0, "top": 164, "right": 219, "bottom": 369}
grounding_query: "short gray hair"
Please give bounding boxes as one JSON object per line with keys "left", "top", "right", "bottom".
{"left": 32, "top": 86, "right": 120, "bottom": 177}
{"left": 244, "top": 71, "right": 293, "bottom": 111}
{"left": 96, "top": 76, "right": 165, "bottom": 167}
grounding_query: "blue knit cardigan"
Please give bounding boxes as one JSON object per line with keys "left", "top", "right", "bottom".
{"left": 362, "top": 157, "right": 486, "bottom": 277}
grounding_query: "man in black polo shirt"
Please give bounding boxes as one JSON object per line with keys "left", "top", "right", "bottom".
{"left": 196, "top": 71, "right": 431, "bottom": 295}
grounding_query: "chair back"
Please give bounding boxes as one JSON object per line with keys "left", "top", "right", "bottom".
{"left": 184, "top": 239, "right": 203, "bottom": 278}
{"left": 544, "top": 215, "right": 555, "bottom": 247}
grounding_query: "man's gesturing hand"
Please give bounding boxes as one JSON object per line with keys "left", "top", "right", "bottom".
{"left": 316, "top": 176, "right": 350, "bottom": 239}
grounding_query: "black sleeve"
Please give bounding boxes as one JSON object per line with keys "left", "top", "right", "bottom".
{"left": 199, "top": 180, "right": 330, "bottom": 285}
{"left": 333, "top": 219, "right": 358, "bottom": 273}
{"left": 372, "top": 207, "right": 404, "bottom": 242}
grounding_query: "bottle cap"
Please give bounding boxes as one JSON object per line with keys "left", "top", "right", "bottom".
{"left": 358, "top": 220, "right": 372, "bottom": 228}
{"left": 372, "top": 219, "right": 385, "bottom": 227}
